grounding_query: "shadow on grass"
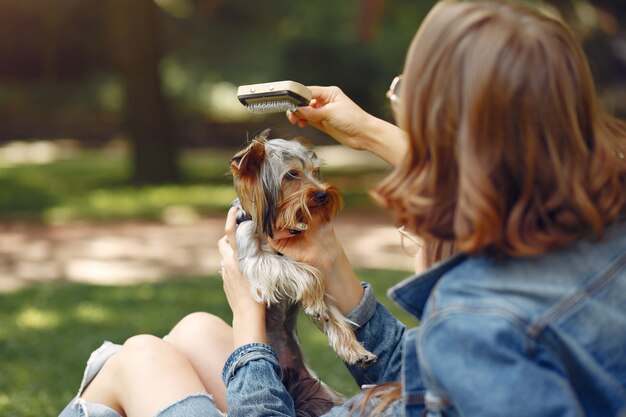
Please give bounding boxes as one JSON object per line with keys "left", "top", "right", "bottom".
{"left": 0, "top": 269, "right": 415, "bottom": 417}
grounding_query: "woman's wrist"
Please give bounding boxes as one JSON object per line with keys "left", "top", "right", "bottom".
{"left": 232, "top": 309, "right": 267, "bottom": 348}
{"left": 331, "top": 257, "right": 365, "bottom": 315}
{"left": 320, "top": 242, "right": 364, "bottom": 315}
{"left": 362, "top": 116, "right": 408, "bottom": 167}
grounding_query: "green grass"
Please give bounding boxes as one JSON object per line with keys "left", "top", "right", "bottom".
{"left": 0, "top": 144, "right": 397, "bottom": 415}
{"left": 0, "top": 269, "right": 415, "bottom": 417}
{"left": 0, "top": 148, "right": 386, "bottom": 223}
{"left": 0, "top": 149, "right": 234, "bottom": 222}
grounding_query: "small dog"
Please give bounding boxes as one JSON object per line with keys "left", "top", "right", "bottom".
{"left": 230, "top": 131, "right": 377, "bottom": 414}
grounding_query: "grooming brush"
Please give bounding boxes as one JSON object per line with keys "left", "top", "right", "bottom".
{"left": 237, "top": 81, "right": 312, "bottom": 114}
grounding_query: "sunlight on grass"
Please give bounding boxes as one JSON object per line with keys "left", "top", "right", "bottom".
{"left": 43, "top": 182, "right": 237, "bottom": 223}
{"left": 0, "top": 145, "right": 383, "bottom": 223}
{"left": 0, "top": 394, "right": 13, "bottom": 417}
{"left": 0, "top": 145, "right": 240, "bottom": 222}
{"left": 51, "top": 184, "right": 237, "bottom": 220}
{"left": 15, "top": 307, "right": 61, "bottom": 330}
{"left": 74, "top": 302, "right": 110, "bottom": 324}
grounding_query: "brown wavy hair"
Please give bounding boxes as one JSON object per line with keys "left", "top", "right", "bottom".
{"left": 374, "top": 0, "right": 626, "bottom": 260}
{"left": 357, "top": 0, "right": 626, "bottom": 414}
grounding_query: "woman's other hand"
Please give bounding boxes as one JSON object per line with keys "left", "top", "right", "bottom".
{"left": 218, "top": 206, "right": 267, "bottom": 347}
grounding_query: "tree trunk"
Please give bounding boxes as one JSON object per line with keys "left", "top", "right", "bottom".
{"left": 107, "top": 0, "right": 180, "bottom": 184}
{"left": 358, "top": 0, "right": 386, "bottom": 44}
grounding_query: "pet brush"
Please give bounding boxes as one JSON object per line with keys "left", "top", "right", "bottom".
{"left": 237, "top": 81, "right": 312, "bottom": 114}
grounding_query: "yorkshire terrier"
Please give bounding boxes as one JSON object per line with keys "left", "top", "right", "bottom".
{"left": 230, "top": 131, "right": 377, "bottom": 414}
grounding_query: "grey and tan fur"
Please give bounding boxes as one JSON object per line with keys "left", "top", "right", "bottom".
{"left": 230, "top": 131, "right": 376, "bottom": 415}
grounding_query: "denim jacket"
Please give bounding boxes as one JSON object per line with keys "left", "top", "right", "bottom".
{"left": 222, "top": 221, "right": 626, "bottom": 417}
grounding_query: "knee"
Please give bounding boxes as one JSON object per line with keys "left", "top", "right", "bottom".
{"left": 118, "top": 334, "right": 175, "bottom": 365}
{"left": 111, "top": 334, "right": 184, "bottom": 375}
{"left": 167, "top": 312, "right": 232, "bottom": 352}
{"left": 169, "top": 312, "right": 230, "bottom": 342}
{"left": 123, "top": 333, "right": 163, "bottom": 350}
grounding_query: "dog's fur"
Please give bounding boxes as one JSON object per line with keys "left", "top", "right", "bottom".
{"left": 230, "top": 131, "right": 377, "bottom": 415}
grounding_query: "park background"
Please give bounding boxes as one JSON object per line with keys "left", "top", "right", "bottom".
{"left": 0, "top": 0, "right": 624, "bottom": 416}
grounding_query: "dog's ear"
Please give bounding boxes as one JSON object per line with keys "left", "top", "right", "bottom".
{"left": 230, "top": 137, "right": 267, "bottom": 178}
{"left": 292, "top": 135, "right": 314, "bottom": 149}
{"left": 231, "top": 134, "right": 274, "bottom": 236}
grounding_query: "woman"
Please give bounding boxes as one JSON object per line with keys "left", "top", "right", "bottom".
{"left": 59, "top": 1, "right": 626, "bottom": 416}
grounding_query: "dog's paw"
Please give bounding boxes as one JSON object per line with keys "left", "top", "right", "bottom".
{"left": 341, "top": 343, "right": 378, "bottom": 368}
{"left": 355, "top": 352, "right": 378, "bottom": 368}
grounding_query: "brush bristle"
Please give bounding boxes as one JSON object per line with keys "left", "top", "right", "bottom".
{"left": 245, "top": 100, "right": 299, "bottom": 114}
{"left": 237, "top": 81, "right": 312, "bottom": 115}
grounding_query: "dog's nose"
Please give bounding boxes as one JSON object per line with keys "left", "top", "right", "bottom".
{"left": 314, "top": 192, "right": 328, "bottom": 204}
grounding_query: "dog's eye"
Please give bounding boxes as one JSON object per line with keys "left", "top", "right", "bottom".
{"left": 286, "top": 170, "right": 301, "bottom": 180}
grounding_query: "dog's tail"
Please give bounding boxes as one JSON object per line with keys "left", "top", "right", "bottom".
{"left": 282, "top": 367, "right": 344, "bottom": 417}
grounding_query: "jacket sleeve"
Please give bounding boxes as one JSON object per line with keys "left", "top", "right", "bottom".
{"left": 344, "top": 282, "right": 406, "bottom": 386}
{"left": 222, "top": 343, "right": 296, "bottom": 417}
{"left": 221, "top": 283, "right": 407, "bottom": 416}
{"left": 419, "top": 311, "right": 584, "bottom": 417}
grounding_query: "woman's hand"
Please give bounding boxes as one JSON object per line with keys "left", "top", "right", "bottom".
{"left": 269, "top": 222, "right": 364, "bottom": 315}
{"left": 218, "top": 206, "right": 267, "bottom": 347}
{"left": 287, "top": 85, "right": 408, "bottom": 167}
{"left": 287, "top": 86, "right": 372, "bottom": 150}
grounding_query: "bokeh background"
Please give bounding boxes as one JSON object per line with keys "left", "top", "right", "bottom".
{"left": 0, "top": 0, "right": 624, "bottom": 415}
{"left": 1, "top": 0, "right": 623, "bottom": 187}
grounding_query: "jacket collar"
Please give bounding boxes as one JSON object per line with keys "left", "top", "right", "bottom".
{"left": 388, "top": 219, "right": 626, "bottom": 320}
{"left": 387, "top": 253, "right": 467, "bottom": 320}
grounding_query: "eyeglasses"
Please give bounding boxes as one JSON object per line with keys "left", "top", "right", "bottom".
{"left": 397, "top": 225, "right": 422, "bottom": 257}
{"left": 386, "top": 75, "right": 402, "bottom": 115}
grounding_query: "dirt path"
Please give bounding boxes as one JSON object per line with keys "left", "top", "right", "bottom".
{"left": 0, "top": 211, "right": 414, "bottom": 293}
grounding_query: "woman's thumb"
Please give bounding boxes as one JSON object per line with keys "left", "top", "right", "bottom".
{"left": 295, "top": 104, "right": 327, "bottom": 126}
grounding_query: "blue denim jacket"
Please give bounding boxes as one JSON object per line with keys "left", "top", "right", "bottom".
{"left": 222, "top": 221, "right": 626, "bottom": 417}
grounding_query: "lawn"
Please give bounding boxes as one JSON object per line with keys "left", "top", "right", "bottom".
{"left": 0, "top": 269, "right": 416, "bottom": 417}
{"left": 0, "top": 144, "right": 388, "bottom": 223}
{"left": 0, "top": 142, "right": 403, "bottom": 416}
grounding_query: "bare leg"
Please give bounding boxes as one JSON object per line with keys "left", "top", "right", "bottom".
{"left": 82, "top": 334, "right": 209, "bottom": 417}
{"left": 165, "top": 312, "right": 234, "bottom": 412}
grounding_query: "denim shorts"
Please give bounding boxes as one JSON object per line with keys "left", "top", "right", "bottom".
{"left": 58, "top": 341, "right": 225, "bottom": 417}
{"left": 58, "top": 341, "right": 400, "bottom": 417}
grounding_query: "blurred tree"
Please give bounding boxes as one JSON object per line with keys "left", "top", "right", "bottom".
{"left": 107, "top": 0, "right": 180, "bottom": 184}
{"left": 0, "top": 0, "right": 623, "bottom": 163}
{"left": 0, "top": 0, "right": 108, "bottom": 81}
{"left": 544, "top": 0, "right": 626, "bottom": 117}
{"left": 584, "top": 0, "right": 626, "bottom": 90}
{"left": 359, "top": 0, "right": 386, "bottom": 43}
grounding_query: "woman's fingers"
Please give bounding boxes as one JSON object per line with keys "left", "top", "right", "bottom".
{"left": 218, "top": 218, "right": 263, "bottom": 315}
{"left": 287, "top": 108, "right": 311, "bottom": 128}
{"left": 286, "top": 86, "right": 341, "bottom": 127}
{"left": 224, "top": 206, "right": 238, "bottom": 241}
{"left": 307, "top": 86, "right": 338, "bottom": 106}
{"left": 286, "top": 110, "right": 300, "bottom": 125}
{"left": 218, "top": 207, "right": 240, "bottom": 280}
{"left": 217, "top": 235, "right": 232, "bottom": 261}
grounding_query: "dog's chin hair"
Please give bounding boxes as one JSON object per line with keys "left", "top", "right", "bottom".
{"left": 236, "top": 220, "right": 377, "bottom": 366}
{"left": 237, "top": 221, "right": 323, "bottom": 305}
